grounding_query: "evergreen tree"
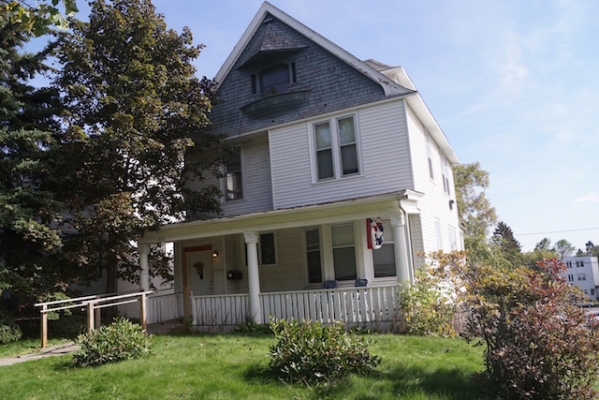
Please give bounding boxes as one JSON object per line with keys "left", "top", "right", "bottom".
{"left": 52, "top": 0, "right": 223, "bottom": 296}
{"left": 492, "top": 221, "right": 523, "bottom": 266}
{"left": 0, "top": 21, "right": 93, "bottom": 314}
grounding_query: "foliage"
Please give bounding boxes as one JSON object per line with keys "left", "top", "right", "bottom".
{"left": 1, "top": 0, "right": 78, "bottom": 35}
{"left": 72, "top": 317, "right": 150, "bottom": 367}
{"left": 268, "top": 319, "right": 381, "bottom": 385}
{"left": 399, "top": 251, "right": 469, "bottom": 337}
{"left": 51, "top": 0, "right": 224, "bottom": 296}
{"left": 0, "top": 320, "right": 22, "bottom": 344}
{"left": 464, "top": 259, "right": 599, "bottom": 400}
{"left": 233, "top": 322, "right": 272, "bottom": 336}
{"left": 491, "top": 221, "right": 523, "bottom": 267}
{"left": 452, "top": 162, "right": 497, "bottom": 265}
{"left": 554, "top": 238, "right": 575, "bottom": 259}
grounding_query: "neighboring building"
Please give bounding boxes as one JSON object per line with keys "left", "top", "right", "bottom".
{"left": 561, "top": 256, "right": 599, "bottom": 301}
{"left": 139, "top": 2, "right": 463, "bottom": 329}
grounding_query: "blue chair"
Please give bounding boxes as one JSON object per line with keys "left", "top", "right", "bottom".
{"left": 355, "top": 278, "right": 368, "bottom": 287}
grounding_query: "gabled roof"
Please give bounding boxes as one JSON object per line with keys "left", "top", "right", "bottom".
{"left": 214, "top": 2, "right": 459, "bottom": 164}
{"left": 214, "top": 2, "right": 413, "bottom": 98}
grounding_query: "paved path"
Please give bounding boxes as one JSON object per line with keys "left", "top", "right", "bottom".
{"left": 0, "top": 320, "right": 184, "bottom": 367}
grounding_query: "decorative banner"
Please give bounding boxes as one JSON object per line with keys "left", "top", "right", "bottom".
{"left": 367, "top": 218, "right": 384, "bottom": 250}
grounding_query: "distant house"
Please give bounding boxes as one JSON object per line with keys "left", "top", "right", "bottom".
{"left": 139, "top": 1, "right": 463, "bottom": 330}
{"left": 560, "top": 256, "right": 599, "bottom": 301}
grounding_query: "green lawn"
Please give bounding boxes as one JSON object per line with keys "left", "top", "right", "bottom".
{"left": 0, "top": 333, "right": 488, "bottom": 399}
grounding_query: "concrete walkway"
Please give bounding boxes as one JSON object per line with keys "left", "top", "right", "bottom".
{"left": 0, "top": 320, "right": 185, "bottom": 367}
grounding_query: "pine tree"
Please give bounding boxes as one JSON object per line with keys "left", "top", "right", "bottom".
{"left": 492, "top": 221, "right": 523, "bottom": 267}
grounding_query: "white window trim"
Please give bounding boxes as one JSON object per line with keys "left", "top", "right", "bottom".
{"left": 435, "top": 219, "right": 443, "bottom": 249}
{"left": 425, "top": 132, "right": 435, "bottom": 181}
{"left": 372, "top": 220, "right": 397, "bottom": 280}
{"left": 308, "top": 113, "right": 363, "bottom": 183}
{"left": 221, "top": 147, "right": 245, "bottom": 203}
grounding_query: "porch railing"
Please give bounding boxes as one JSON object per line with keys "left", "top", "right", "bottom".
{"left": 147, "top": 292, "right": 184, "bottom": 324}
{"left": 189, "top": 285, "right": 400, "bottom": 329}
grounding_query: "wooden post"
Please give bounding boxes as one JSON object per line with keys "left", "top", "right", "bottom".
{"left": 41, "top": 304, "right": 48, "bottom": 349}
{"left": 140, "top": 292, "right": 147, "bottom": 332}
{"left": 94, "top": 306, "right": 101, "bottom": 329}
{"left": 87, "top": 301, "right": 95, "bottom": 332}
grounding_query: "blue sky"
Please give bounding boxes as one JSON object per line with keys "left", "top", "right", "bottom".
{"left": 36, "top": 0, "right": 599, "bottom": 251}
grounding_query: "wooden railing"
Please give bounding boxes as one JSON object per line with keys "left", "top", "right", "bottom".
{"left": 189, "top": 285, "right": 400, "bottom": 329}
{"left": 35, "top": 291, "right": 152, "bottom": 348}
{"left": 147, "top": 292, "right": 183, "bottom": 324}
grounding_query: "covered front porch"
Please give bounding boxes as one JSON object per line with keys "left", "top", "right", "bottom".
{"left": 140, "top": 191, "right": 423, "bottom": 329}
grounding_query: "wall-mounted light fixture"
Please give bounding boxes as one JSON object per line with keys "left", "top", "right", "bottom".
{"left": 449, "top": 199, "right": 455, "bottom": 210}
{"left": 212, "top": 250, "right": 219, "bottom": 258}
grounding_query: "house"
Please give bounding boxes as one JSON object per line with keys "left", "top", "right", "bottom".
{"left": 138, "top": 2, "right": 462, "bottom": 330}
{"left": 560, "top": 256, "right": 599, "bottom": 301}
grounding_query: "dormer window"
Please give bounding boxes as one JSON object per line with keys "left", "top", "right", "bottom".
{"left": 251, "top": 62, "right": 297, "bottom": 95}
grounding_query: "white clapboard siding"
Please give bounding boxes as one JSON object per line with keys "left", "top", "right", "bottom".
{"left": 271, "top": 100, "right": 413, "bottom": 210}
{"left": 406, "top": 105, "right": 461, "bottom": 254}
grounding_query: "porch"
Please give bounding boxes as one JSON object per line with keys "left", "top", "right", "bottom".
{"left": 146, "top": 284, "right": 401, "bottom": 331}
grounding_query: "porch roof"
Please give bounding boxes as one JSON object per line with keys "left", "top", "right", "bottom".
{"left": 141, "top": 190, "right": 423, "bottom": 244}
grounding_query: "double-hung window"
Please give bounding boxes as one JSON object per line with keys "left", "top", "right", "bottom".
{"left": 448, "top": 227, "right": 457, "bottom": 250}
{"left": 224, "top": 149, "right": 243, "bottom": 201}
{"left": 441, "top": 156, "right": 451, "bottom": 195}
{"left": 313, "top": 115, "right": 360, "bottom": 181}
{"left": 305, "top": 229, "right": 323, "bottom": 283}
{"left": 426, "top": 133, "right": 434, "bottom": 180}
{"left": 373, "top": 221, "right": 396, "bottom": 278}
{"left": 251, "top": 62, "right": 297, "bottom": 95}
{"left": 332, "top": 225, "right": 357, "bottom": 281}
{"left": 244, "top": 232, "right": 277, "bottom": 266}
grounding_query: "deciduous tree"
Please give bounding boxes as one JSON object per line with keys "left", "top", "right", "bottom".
{"left": 52, "top": 0, "right": 223, "bottom": 296}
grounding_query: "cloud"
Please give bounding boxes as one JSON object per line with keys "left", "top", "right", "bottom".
{"left": 574, "top": 193, "right": 599, "bottom": 204}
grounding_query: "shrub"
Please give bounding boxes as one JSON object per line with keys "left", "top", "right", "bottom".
{"left": 233, "top": 322, "right": 272, "bottom": 336}
{"left": 72, "top": 317, "right": 151, "bottom": 367}
{"left": 268, "top": 319, "right": 381, "bottom": 385}
{"left": 0, "top": 321, "right": 22, "bottom": 345}
{"left": 399, "top": 251, "right": 469, "bottom": 337}
{"left": 465, "top": 259, "right": 599, "bottom": 400}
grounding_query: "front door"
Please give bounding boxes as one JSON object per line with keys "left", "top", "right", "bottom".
{"left": 187, "top": 250, "right": 213, "bottom": 296}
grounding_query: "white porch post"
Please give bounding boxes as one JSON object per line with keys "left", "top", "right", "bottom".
{"left": 244, "top": 232, "right": 262, "bottom": 324}
{"left": 390, "top": 212, "right": 411, "bottom": 284}
{"left": 139, "top": 243, "right": 151, "bottom": 292}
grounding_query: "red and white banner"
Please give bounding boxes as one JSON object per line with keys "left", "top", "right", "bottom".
{"left": 367, "top": 218, "right": 384, "bottom": 250}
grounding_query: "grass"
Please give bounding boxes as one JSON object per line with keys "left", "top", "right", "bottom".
{"left": 0, "top": 337, "right": 71, "bottom": 358}
{"left": 0, "top": 333, "right": 488, "bottom": 399}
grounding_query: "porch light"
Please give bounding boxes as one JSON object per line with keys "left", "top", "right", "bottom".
{"left": 212, "top": 250, "right": 219, "bottom": 258}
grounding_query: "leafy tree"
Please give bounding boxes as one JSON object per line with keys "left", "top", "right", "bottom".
{"left": 492, "top": 221, "right": 523, "bottom": 267}
{"left": 534, "top": 237, "right": 552, "bottom": 252}
{"left": 453, "top": 162, "right": 497, "bottom": 264}
{"left": 52, "top": 0, "right": 223, "bottom": 296}
{"left": 554, "top": 239, "right": 575, "bottom": 259}
{"left": 1, "top": 0, "right": 78, "bottom": 35}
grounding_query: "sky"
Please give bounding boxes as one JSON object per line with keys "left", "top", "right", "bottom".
{"left": 32, "top": 0, "right": 599, "bottom": 251}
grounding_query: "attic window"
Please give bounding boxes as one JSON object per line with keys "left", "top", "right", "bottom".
{"left": 251, "top": 62, "right": 296, "bottom": 95}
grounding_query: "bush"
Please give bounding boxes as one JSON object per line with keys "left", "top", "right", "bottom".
{"left": 465, "top": 259, "right": 599, "bottom": 400}
{"left": 399, "top": 251, "right": 468, "bottom": 337}
{"left": 0, "top": 321, "right": 22, "bottom": 345}
{"left": 268, "top": 319, "right": 381, "bottom": 385}
{"left": 72, "top": 317, "right": 151, "bottom": 367}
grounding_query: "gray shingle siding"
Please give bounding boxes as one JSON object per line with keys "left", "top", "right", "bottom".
{"left": 209, "top": 15, "right": 387, "bottom": 136}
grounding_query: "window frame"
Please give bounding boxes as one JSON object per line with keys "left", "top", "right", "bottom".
{"left": 440, "top": 156, "right": 451, "bottom": 195}
{"left": 310, "top": 114, "right": 362, "bottom": 183}
{"left": 372, "top": 220, "right": 396, "bottom": 278}
{"left": 251, "top": 62, "right": 297, "bottom": 95}
{"left": 425, "top": 133, "right": 435, "bottom": 181}
{"left": 303, "top": 227, "right": 323, "bottom": 285}
{"left": 331, "top": 223, "right": 357, "bottom": 282}
{"left": 222, "top": 147, "right": 244, "bottom": 202}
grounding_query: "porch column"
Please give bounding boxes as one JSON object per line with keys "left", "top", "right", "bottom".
{"left": 139, "top": 243, "right": 151, "bottom": 292}
{"left": 244, "top": 232, "right": 262, "bottom": 324}
{"left": 390, "top": 212, "right": 411, "bottom": 284}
